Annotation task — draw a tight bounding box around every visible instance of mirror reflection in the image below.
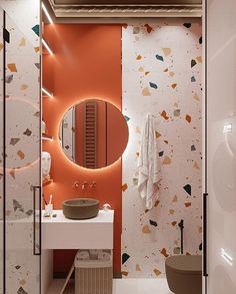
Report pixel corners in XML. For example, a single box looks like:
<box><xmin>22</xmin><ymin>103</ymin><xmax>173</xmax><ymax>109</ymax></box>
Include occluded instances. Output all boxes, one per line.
<box><xmin>59</xmin><ymin>99</ymin><xmax>129</xmax><ymax>169</ymax></box>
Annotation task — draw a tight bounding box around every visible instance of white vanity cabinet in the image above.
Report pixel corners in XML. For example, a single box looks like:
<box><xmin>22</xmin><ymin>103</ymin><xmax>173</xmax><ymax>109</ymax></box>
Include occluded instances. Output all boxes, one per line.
<box><xmin>42</xmin><ymin>210</ymin><xmax>114</xmax><ymax>249</ymax></box>
<box><xmin>41</xmin><ymin>210</ymin><xmax>114</xmax><ymax>294</ymax></box>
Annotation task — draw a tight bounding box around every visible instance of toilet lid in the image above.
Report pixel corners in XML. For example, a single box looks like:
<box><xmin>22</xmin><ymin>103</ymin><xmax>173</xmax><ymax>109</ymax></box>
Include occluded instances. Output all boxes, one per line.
<box><xmin>165</xmin><ymin>255</ymin><xmax>202</xmax><ymax>275</ymax></box>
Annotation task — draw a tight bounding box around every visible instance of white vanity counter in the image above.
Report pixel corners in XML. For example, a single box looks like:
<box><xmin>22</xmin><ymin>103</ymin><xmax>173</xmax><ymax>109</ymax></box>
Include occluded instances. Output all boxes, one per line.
<box><xmin>42</xmin><ymin>209</ymin><xmax>114</xmax><ymax>249</ymax></box>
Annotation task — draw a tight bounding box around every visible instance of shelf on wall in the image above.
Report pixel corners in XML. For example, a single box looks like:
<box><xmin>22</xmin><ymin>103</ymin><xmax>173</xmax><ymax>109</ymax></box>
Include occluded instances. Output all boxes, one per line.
<box><xmin>43</xmin><ymin>177</ymin><xmax>53</xmax><ymax>186</ymax></box>
<box><xmin>42</xmin><ymin>87</ymin><xmax>53</xmax><ymax>98</ymax></box>
<box><xmin>42</xmin><ymin>47</ymin><xmax>50</xmax><ymax>56</ymax></box>
<box><xmin>42</xmin><ymin>134</ymin><xmax>53</xmax><ymax>141</ymax></box>
<box><xmin>42</xmin><ymin>38</ymin><xmax>53</xmax><ymax>55</ymax></box>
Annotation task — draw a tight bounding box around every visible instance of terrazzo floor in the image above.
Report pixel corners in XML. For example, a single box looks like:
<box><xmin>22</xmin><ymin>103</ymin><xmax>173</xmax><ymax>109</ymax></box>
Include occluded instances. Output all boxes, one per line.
<box><xmin>47</xmin><ymin>278</ymin><xmax>173</xmax><ymax>294</ymax></box>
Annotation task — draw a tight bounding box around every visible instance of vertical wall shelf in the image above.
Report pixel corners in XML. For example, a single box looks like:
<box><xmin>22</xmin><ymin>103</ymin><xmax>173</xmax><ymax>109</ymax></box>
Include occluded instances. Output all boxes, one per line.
<box><xmin>42</xmin><ymin>134</ymin><xmax>53</xmax><ymax>141</ymax></box>
<box><xmin>42</xmin><ymin>87</ymin><xmax>53</xmax><ymax>98</ymax></box>
<box><xmin>43</xmin><ymin>177</ymin><xmax>53</xmax><ymax>186</ymax></box>
<box><xmin>42</xmin><ymin>38</ymin><xmax>53</xmax><ymax>56</ymax></box>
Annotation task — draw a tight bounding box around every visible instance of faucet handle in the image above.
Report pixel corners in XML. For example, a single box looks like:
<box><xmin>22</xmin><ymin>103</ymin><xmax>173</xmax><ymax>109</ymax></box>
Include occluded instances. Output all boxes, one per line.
<box><xmin>82</xmin><ymin>181</ymin><xmax>88</xmax><ymax>190</ymax></box>
<box><xmin>90</xmin><ymin>181</ymin><xmax>96</xmax><ymax>188</ymax></box>
<box><xmin>73</xmin><ymin>181</ymin><xmax>80</xmax><ymax>189</ymax></box>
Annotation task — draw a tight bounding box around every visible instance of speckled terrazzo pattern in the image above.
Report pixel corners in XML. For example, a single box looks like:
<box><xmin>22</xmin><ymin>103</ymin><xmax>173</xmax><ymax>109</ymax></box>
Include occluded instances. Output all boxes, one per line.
<box><xmin>122</xmin><ymin>21</ymin><xmax>202</xmax><ymax>278</ymax></box>
<box><xmin>0</xmin><ymin>1</ymin><xmax>40</xmax><ymax>293</ymax></box>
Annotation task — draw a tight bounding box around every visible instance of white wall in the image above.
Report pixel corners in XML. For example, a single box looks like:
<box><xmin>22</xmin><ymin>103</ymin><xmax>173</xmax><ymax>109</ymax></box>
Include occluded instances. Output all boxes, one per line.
<box><xmin>122</xmin><ymin>20</ymin><xmax>202</xmax><ymax>278</ymax></box>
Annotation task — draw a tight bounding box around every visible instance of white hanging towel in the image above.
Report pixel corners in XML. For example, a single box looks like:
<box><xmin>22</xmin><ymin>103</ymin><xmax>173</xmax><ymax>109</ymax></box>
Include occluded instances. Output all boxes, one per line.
<box><xmin>138</xmin><ymin>114</ymin><xmax>160</xmax><ymax>209</ymax></box>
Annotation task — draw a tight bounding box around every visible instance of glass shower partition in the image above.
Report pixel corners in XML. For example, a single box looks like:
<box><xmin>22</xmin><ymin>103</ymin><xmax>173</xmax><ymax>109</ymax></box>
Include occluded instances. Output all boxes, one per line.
<box><xmin>0</xmin><ymin>7</ymin><xmax>4</xmax><ymax>294</ymax></box>
<box><xmin>206</xmin><ymin>0</ymin><xmax>236</xmax><ymax>293</ymax></box>
<box><xmin>0</xmin><ymin>9</ymin><xmax>41</xmax><ymax>294</ymax></box>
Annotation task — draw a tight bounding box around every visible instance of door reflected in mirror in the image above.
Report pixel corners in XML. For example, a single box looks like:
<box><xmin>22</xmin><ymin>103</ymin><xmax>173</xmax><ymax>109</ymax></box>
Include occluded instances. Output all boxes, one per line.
<box><xmin>59</xmin><ymin>99</ymin><xmax>129</xmax><ymax>169</ymax></box>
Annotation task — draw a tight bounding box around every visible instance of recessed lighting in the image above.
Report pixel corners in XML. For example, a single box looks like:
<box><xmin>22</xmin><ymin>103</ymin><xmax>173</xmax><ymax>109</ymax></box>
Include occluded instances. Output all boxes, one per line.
<box><xmin>42</xmin><ymin>87</ymin><xmax>53</xmax><ymax>98</ymax></box>
<box><xmin>42</xmin><ymin>2</ymin><xmax>53</xmax><ymax>24</ymax></box>
<box><xmin>42</xmin><ymin>38</ymin><xmax>53</xmax><ymax>55</ymax></box>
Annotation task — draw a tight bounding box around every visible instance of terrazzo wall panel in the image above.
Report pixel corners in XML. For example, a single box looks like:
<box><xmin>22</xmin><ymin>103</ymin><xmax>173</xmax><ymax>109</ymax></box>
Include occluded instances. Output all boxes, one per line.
<box><xmin>0</xmin><ymin>0</ymin><xmax>40</xmax><ymax>48</ymax></box>
<box><xmin>122</xmin><ymin>20</ymin><xmax>202</xmax><ymax>278</ymax></box>
<box><xmin>0</xmin><ymin>0</ymin><xmax>40</xmax><ymax>293</ymax></box>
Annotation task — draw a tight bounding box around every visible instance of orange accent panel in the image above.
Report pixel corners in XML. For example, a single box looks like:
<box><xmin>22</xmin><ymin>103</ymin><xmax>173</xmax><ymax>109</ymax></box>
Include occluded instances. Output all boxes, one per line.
<box><xmin>43</xmin><ymin>24</ymin><xmax>122</xmax><ymax>274</ymax></box>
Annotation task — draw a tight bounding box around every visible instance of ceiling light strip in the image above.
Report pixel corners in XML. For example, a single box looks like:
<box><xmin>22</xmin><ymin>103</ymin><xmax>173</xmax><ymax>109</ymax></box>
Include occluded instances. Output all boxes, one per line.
<box><xmin>42</xmin><ymin>2</ymin><xmax>54</xmax><ymax>24</ymax></box>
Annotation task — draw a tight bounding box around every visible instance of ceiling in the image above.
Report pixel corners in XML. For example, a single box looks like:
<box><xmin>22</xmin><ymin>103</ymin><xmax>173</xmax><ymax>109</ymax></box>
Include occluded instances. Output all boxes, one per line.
<box><xmin>54</xmin><ymin>0</ymin><xmax>202</xmax><ymax>4</ymax></box>
<box><xmin>45</xmin><ymin>0</ymin><xmax>202</xmax><ymax>21</ymax></box>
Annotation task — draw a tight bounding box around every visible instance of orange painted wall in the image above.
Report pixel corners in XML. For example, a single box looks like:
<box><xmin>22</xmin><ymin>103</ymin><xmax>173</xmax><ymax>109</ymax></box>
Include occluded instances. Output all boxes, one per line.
<box><xmin>42</xmin><ymin>24</ymin><xmax>122</xmax><ymax>275</ymax></box>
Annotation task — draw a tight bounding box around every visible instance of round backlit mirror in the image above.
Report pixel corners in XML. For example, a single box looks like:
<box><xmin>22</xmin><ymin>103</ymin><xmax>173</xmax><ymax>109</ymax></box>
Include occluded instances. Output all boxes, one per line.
<box><xmin>59</xmin><ymin>99</ymin><xmax>129</xmax><ymax>169</ymax></box>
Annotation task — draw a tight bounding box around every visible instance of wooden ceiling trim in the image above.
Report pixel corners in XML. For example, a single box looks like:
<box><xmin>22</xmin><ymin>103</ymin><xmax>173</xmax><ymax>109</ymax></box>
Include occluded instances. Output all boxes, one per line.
<box><xmin>46</xmin><ymin>0</ymin><xmax>202</xmax><ymax>18</ymax></box>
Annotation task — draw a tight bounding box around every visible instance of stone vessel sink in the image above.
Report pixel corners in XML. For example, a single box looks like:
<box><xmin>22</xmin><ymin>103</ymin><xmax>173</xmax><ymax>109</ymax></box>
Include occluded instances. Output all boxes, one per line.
<box><xmin>62</xmin><ymin>198</ymin><xmax>100</xmax><ymax>220</ymax></box>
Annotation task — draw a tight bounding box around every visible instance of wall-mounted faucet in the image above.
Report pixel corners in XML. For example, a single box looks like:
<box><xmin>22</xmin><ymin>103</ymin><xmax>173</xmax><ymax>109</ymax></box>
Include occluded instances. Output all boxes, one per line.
<box><xmin>73</xmin><ymin>181</ymin><xmax>96</xmax><ymax>190</ymax></box>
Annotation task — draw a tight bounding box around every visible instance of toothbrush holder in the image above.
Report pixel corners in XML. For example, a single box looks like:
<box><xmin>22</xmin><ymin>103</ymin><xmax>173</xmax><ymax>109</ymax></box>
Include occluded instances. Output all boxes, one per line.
<box><xmin>45</xmin><ymin>204</ymin><xmax>53</xmax><ymax>216</ymax></box>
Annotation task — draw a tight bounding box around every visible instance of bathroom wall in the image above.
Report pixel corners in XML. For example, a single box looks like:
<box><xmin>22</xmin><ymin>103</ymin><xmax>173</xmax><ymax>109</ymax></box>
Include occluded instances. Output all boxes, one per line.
<box><xmin>42</xmin><ymin>24</ymin><xmax>122</xmax><ymax>275</ymax></box>
<box><xmin>43</xmin><ymin>20</ymin><xmax>202</xmax><ymax>278</ymax></box>
<box><xmin>122</xmin><ymin>20</ymin><xmax>202</xmax><ymax>278</ymax></box>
